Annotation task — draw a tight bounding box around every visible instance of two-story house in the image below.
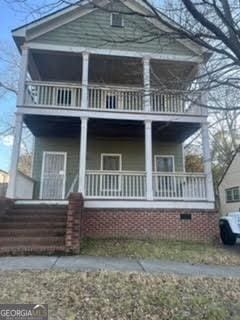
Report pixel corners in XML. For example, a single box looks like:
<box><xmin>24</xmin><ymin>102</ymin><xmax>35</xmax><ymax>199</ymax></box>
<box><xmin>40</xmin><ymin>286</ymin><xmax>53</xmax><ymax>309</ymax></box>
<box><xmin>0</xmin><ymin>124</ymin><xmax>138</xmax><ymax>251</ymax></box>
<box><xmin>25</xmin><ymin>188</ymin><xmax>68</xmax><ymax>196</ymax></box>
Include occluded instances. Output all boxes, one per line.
<box><xmin>3</xmin><ymin>0</ymin><xmax>218</xmax><ymax>252</ymax></box>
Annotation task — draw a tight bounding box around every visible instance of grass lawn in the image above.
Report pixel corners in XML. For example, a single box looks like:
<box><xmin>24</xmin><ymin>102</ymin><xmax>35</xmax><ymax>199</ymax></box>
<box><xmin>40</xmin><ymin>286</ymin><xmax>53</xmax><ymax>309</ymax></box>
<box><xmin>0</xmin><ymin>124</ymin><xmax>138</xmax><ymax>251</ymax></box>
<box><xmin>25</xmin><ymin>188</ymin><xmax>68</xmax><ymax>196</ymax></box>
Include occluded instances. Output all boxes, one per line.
<box><xmin>81</xmin><ymin>239</ymin><xmax>240</xmax><ymax>266</ymax></box>
<box><xmin>1</xmin><ymin>271</ymin><xmax>240</xmax><ymax>320</ymax></box>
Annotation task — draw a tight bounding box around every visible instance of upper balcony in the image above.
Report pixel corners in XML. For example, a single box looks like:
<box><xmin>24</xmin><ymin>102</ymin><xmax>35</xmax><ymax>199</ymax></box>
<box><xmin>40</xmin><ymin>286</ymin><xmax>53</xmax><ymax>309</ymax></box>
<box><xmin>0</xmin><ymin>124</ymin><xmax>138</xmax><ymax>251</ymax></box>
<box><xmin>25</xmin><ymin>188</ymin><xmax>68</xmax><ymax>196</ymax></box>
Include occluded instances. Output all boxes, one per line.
<box><xmin>20</xmin><ymin>49</ymin><xmax>207</xmax><ymax>119</ymax></box>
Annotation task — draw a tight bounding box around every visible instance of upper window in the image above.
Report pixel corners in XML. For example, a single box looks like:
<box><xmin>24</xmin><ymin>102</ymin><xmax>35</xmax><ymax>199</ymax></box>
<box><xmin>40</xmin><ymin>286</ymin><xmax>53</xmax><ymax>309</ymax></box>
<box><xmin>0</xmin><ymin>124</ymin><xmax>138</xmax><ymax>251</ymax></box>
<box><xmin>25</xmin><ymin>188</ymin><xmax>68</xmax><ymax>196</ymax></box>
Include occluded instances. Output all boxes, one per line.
<box><xmin>155</xmin><ymin>155</ymin><xmax>175</xmax><ymax>172</ymax></box>
<box><xmin>226</xmin><ymin>187</ymin><xmax>240</xmax><ymax>203</ymax></box>
<box><xmin>111</xmin><ymin>13</ymin><xmax>124</xmax><ymax>27</ymax></box>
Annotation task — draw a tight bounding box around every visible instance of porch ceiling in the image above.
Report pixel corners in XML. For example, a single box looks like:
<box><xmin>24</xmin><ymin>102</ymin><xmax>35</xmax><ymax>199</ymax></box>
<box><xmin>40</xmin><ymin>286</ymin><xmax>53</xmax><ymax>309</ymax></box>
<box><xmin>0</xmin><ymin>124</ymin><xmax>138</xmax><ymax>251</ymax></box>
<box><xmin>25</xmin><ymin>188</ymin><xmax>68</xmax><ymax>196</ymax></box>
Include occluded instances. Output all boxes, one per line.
<box><xmin>30</xmin><ymin>50</ymin><xmax>196</xmax><ymax>88</ymax></box>
<box><xmin>24</xmin><ymin>115</ymin><xmax>200</xmax><ymax>143</ymax></box>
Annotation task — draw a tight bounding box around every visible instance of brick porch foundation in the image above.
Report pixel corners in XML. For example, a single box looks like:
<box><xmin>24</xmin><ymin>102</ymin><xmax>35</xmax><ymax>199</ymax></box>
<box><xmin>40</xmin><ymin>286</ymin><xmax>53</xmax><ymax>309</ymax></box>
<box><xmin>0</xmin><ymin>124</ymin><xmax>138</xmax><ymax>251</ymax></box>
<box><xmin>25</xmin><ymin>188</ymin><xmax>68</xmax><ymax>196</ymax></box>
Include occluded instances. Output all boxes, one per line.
<box><xmin>81</xmin><ymin>208</ymin><xmax>219</xmax><ymax>243</ymax></box>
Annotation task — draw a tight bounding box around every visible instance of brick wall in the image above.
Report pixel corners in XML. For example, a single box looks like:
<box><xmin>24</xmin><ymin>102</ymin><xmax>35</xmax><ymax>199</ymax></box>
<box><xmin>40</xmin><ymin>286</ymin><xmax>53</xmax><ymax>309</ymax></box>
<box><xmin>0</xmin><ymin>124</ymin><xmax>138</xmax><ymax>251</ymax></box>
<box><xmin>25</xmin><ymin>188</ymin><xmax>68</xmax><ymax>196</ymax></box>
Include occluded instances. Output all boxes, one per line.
<box><xmin>0</xmin><ymin>197</ymin><xmax>14</xmax><ymax>217</ymax></box>
<box><xmin>81</xmin><ymin>208</ymin><xmax>219</xmax><ymax>243</ymax></box>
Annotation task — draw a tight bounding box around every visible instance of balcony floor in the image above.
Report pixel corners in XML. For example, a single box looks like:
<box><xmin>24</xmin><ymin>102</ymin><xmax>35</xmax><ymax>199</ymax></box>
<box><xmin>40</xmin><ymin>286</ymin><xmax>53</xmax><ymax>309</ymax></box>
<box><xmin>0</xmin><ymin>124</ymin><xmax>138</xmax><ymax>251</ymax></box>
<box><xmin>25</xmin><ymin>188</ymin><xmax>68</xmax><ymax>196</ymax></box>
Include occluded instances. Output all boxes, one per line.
<box><xmin>24</xmin><ymin>115</ymin><xmax>200</xmax><ymax>143</ymax></box>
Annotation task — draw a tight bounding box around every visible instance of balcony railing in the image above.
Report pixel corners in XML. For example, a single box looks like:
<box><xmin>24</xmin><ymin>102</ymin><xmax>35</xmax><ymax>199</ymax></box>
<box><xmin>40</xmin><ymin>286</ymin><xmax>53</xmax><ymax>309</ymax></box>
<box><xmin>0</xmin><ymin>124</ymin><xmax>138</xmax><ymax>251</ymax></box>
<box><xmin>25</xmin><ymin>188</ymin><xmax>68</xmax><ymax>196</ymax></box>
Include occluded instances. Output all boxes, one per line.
<box><xmin>84</xmin><ymin>170</ymin><xmax>207</xmax><ymax>200</ymax></box>
<box><xmin>24</xmin><ymin>81</ymin><xmax>205</xmax><ymax>116</ymax></box>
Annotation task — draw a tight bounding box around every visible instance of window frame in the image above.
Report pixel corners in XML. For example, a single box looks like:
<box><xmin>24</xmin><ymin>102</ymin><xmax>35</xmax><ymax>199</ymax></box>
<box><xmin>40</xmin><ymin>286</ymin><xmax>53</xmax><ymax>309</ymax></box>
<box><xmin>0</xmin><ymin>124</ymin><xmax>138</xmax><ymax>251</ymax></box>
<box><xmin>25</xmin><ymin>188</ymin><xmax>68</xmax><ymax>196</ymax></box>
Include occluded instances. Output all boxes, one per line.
<box><xmin>100</xmin><ymin>153</ymin><xmax>122</xmax><ymax>171</ymax></box>
<box><xmin>154</xmin><ymin>155</ymin><xmax>175</xmax><ymax>173</ymax></box>
<box><xmin>110</xmin><ymin>13</ymin><xmax>124</xmax><ymax>27</ymax></box>
<box><xmin>225</xmin><ymin>186</ymin><xmax>240</xmax><ymax>203</ymax></box>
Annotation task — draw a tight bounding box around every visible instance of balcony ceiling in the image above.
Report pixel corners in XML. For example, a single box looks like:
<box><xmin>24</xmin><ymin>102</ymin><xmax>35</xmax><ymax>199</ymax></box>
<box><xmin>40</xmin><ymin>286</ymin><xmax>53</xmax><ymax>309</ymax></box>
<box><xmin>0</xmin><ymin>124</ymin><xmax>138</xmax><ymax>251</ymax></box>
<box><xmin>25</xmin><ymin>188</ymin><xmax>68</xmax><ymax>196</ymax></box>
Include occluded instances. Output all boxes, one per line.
<box><xmin>24</xmin><ymin>115</ymin><xmax>200</xmax><ymax>143</ymax></box>
<box><xmin>30</xmin><ymin>50</ymin><xmax>196</xmax><ymax>88</ymax></box>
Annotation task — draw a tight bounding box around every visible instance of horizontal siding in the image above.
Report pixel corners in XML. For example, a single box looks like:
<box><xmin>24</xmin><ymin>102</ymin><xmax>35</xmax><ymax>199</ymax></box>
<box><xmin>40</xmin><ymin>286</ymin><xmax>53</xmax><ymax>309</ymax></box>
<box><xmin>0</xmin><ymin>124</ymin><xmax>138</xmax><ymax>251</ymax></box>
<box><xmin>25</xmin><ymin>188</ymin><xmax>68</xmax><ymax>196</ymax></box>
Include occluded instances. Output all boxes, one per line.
<box><xmin>33</xmin><ymin>1</ymin><xmax>195</xmax><ymax>56</ymax></box>
<box><xmin>33</xmin><ymin>136</ymin><xmax>183</xmax><ymax>199</ymax></box>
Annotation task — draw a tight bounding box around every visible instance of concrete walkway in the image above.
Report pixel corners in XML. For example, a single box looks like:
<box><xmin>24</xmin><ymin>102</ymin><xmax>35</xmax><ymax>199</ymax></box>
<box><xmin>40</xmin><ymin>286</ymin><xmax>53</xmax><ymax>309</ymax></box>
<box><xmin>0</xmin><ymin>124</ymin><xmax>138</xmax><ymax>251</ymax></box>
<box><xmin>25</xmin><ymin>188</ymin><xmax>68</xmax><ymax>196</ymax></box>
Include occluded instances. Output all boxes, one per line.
<box><xmin>0</xmin><ymin>256</ymin><xmax>240</xmax><ymax>278</ymax></box>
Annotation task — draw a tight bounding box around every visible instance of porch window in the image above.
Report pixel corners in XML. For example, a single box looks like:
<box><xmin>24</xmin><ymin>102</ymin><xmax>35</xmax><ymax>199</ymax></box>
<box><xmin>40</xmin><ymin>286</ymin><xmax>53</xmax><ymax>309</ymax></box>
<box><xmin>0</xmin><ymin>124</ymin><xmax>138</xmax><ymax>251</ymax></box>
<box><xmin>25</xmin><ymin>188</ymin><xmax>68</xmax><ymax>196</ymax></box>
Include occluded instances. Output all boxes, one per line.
<box><xmin>111</xmin><ymin>13</ymin><xmax>124</xmax><ymax>27</ymax></box>
<box><xmin>101</xmin><ymin>154</ymin><xmax>122</xmax><ymax>171</ymax></box>
<box><xmin>226</xmin><ymin>187</ymin><xmax>240</xmax><ymax>203</ymax></box>
<box><xmin>154</xmin><ymin>155</ymin><xmax>175</xmax><ymax>172</ymax></box>
<box><xmin>154</xmin><ymin>155</ymin><xmax>176</xmax><ymax>198</ymax></box>
<box><xmin>101</xmin><ymin>154</ymin><xmax>122</xmax><ymax>195</ymax></box>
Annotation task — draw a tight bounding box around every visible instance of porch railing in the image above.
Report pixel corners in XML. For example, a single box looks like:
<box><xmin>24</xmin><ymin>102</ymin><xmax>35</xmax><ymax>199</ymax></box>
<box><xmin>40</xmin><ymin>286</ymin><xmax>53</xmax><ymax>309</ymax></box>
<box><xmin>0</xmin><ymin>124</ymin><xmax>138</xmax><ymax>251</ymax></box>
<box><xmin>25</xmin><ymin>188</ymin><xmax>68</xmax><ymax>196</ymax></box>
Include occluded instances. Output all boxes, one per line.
<box><xmin>153</xmin><ymin>172</ymin><xmax>207</xmax><ymax>200</ymax></box>
<box><xmin>23</xmin><ymin>81</ymin><xmax>205</xmax><ymax>116</ymax></box>
<box><xmin>85</xmin><ymin>170</ymin><xmax>146</xmax><ymax>199</ymax></box>
<box><xmin>25</xmin><ymin>81</ymin><xmax>82</xmax><ymax>108</ymax></box>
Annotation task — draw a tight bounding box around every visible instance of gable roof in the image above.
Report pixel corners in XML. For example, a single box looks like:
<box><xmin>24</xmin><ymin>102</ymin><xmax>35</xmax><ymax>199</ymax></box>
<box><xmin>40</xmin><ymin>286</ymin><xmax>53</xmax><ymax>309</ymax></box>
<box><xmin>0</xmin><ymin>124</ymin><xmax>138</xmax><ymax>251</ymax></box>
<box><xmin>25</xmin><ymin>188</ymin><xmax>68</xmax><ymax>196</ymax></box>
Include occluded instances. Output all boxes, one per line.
<box><xmin>12</xmin><ymin>0</ymin><xmax>208</xmax><ymax>58</ymax></box>
<box><xmin>218</xmin><ymin>146</ymin><xmax>240</xmax><ymax>187</ymax></box>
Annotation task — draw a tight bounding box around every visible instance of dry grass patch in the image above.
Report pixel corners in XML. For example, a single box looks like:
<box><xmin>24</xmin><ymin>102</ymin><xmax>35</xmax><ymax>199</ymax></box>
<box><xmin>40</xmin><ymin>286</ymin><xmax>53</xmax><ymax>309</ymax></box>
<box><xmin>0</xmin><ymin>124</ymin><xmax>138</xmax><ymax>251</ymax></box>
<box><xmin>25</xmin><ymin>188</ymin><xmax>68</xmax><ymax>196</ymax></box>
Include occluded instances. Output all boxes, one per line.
<box><xmin>81</xmin><ymin>239</ymin><xmax>240</xmax><ymax>266</ymax></box>
<box><xmin>0</xmin><ymin>271</ymin><xmax>240</xmax><ymax>320</ymax></box>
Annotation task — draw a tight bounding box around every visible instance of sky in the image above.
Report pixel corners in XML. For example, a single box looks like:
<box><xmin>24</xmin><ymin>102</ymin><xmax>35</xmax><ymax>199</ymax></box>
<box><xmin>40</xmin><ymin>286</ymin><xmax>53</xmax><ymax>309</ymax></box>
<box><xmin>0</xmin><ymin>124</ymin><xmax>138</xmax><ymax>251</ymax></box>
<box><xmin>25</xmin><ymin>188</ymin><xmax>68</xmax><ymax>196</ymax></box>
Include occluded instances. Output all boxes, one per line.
<box><xmin>0</xmin><ymin>1</ymin><xmax>49</xmax><ymax>171</ymax></box>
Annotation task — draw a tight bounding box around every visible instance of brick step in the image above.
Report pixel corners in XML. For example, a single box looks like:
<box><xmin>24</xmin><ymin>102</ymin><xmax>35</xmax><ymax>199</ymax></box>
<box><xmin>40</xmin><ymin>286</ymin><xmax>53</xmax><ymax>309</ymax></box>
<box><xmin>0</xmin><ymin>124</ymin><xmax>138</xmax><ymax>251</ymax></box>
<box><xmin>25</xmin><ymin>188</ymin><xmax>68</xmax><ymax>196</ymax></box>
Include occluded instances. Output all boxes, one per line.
<box><xmin>0</xmin><ymin>228</ymin><xmax>66</xmax><ymax>237</ymax></box>
<box><xmin>0</xmin><ymin>222</ymin><xmax>66</xmax><ymax>229</ymax></box>
<box><xmin>1</xmin><ymin>215</ymin><xmax>66</xmax><ymax>223</ymax></box>
<box><xmin>0</xmin><ymin>236</ymin><xmax>65</xmax><ymax>246</ymax></box>
<box><xmin>0</xmin><ymin>245</ymin><xmax>66</xmax><ymax>256</ymax></box>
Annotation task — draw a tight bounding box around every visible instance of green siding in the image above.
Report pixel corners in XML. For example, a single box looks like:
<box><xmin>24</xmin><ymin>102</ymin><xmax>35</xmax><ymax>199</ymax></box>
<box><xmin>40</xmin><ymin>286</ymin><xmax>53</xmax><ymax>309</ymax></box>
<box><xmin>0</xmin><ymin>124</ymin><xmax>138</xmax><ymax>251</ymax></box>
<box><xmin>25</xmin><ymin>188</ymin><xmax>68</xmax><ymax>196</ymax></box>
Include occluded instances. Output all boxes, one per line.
<box><xmin>33</xmin><ymin>136</ymin><xmax>183</xmax><ymax>199</ymax></box>
<box><xmin>33</xmin><ymin>1</ymin><xmax>194</xmax><ymax>56</ymax></box>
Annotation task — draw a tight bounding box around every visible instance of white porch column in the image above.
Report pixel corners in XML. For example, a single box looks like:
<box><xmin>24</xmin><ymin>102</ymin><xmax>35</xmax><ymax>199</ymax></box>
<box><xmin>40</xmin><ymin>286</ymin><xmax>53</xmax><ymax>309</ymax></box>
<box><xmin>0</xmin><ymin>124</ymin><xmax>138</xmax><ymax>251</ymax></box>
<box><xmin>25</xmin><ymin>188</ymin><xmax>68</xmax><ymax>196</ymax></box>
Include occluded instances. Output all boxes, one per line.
<box><xmin>201</xmin><ymin>122</ymin><xmax>215</xmax><ymax>202</ymax></box>
<box><xmin>145</xmin><ymin>120</ymin><xmax>153</xmax><ymax>200</ymax></box>
<box><xmin>78</xmin><ymin>117</ymin><xmax>88</xmax><ymax>195</ymax></box>
<box><xmin>143</xmin><ymin>56</ymin><xmax>151</xmax><ymax>112</ymax></box>
<box><xmin>81</xmin><ymin>52</ymin><xmax>89</xmax><ymax>109</ymax></box>
<box><xmin>6</xmin><ymin>113</ymin><xmax>23</xmax><ymax>198</ymax></box>
<box><xmin>17</xmin><ymin>45</ymin><xmax>29</xmax><ymax>106</ymax></box>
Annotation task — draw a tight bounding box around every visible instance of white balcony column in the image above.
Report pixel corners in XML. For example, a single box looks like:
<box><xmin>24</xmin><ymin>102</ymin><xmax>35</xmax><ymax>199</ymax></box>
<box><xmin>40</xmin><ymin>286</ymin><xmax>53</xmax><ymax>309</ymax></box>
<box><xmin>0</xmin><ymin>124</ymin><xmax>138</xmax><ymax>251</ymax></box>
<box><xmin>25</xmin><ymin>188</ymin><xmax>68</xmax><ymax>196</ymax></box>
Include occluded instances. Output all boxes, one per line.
<box><xmin>81</xmin><ymin>52</ymin><xmax>89</xmax><ymax>109</ymax></box>
<box><xmin>143</xmin><ymin>56</ymin><xmax>151</xmax><ymax>112</ymax></box>
<box><xmin>201</xmin><ymin>122</ymin><xmax>215</xmax><ymax>202</ymax></box>
<box><xmin>17</xmin><ymin>45</ymin><xmax>29</xmax><ymax>106</ymax></box>
<box><xmin>78</xmin><ymin>117</ymin><xmax>88</xmax><ymax>195</ymax></box>
<box><xmin>145</xmin><ymin>120</ymin><xmax>153</xmax><ymax>200</ymax></box>
<box><xmin>198</xmin><ymin>64</ymin><xmax>208</xmax><ymax>116</ymax></box>
<box><xmin>6</xmin><ymin>113</ymin><xmax>23</xmax><ymax>198</ymax></box>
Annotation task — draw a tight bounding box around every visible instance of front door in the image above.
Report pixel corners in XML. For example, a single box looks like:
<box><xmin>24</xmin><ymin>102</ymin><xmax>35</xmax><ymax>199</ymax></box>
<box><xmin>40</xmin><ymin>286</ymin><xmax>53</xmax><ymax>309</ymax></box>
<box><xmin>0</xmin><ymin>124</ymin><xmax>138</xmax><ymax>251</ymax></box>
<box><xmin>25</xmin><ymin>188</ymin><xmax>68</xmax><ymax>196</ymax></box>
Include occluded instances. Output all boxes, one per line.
<box><xmin>40</xmin><ymin>152</ymin><xmax>67</xmax><ymax>200</ymax></box>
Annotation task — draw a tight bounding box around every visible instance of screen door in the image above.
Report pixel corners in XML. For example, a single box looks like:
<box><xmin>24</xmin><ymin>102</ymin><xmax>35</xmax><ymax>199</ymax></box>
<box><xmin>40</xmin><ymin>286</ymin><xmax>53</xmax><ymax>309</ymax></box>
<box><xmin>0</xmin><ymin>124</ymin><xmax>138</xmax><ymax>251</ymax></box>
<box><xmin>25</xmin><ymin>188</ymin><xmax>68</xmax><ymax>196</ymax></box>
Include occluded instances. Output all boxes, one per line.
<box><xmin>40</xmin><ymin>152</ymin><xmax>67</xmax><ymax>200</ymax></box>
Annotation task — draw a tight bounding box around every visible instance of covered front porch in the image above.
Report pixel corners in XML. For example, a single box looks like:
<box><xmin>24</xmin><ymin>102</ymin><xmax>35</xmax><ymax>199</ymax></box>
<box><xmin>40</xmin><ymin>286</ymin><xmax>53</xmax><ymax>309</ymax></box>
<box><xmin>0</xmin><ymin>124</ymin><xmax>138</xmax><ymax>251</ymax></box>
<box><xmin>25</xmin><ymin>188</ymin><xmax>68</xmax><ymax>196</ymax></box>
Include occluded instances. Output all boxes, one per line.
<box><xmin>7</xmin><ymin>115</ymin><xmax>214</xmax><ymax>208</ymax></box>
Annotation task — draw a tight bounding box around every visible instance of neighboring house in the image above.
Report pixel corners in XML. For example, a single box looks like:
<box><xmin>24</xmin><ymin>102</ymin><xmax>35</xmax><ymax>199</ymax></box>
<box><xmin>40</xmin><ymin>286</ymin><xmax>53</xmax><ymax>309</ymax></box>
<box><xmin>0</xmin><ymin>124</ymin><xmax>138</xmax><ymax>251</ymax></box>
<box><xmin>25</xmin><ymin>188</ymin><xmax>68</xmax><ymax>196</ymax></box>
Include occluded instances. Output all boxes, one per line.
<box><xmin>218</xmin><ymin>148</ymin><xmax>240</xmax><ymax>215</ymax></box>
<box><xmin>5</xmin><ymin>0</ymin><xmax>217</xmax><ymax>243</ymax></box>
<box><xmin>0</xmin><ymin>170</ymin><xmax>9</xmax><ymax>197</ymax></box>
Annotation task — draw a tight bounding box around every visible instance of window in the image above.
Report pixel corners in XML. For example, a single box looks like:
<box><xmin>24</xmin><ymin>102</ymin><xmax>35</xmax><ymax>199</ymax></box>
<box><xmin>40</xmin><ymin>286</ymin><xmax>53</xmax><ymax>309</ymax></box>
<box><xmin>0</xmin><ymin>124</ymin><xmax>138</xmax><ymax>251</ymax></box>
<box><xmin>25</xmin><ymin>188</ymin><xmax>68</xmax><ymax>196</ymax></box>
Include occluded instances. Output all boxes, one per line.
<box><xmin>226</xmin><ymin>187</ymin><xmax>240</xmax><ymax>203</ymax></box>
<box><xmin>101</xmin><ymin>154</ymin><xmax>122</xmax><ymax>171</ymax></box>
<box><xmin>154</xmin><ymin>155</ymin><xmax>175</xmax><ymax>172</ymax></box>
<box><xmin>111</xmin><ymin>13</ymin><xmax>124</xmax><ymax>27</ymax></box>
<box><xmin>101</xmin><ymin>154</ymin><xmax>122</xmax><ymax>194</ymax></box>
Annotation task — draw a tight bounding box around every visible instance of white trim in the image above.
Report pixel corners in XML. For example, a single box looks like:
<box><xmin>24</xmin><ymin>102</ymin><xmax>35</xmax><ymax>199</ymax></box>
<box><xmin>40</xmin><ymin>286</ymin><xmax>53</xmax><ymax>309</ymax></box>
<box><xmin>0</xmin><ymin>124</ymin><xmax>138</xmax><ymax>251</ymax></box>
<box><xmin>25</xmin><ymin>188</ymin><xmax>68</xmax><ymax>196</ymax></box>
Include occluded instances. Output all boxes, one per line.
<box><xmin>100</xmin><ymin>153</ymin><xmax>122</xmax><ymax>171</ymax></box>
<box><xmin>15</xmin><ymin>200</ymin><xmax>68</xmax><ymax>205</ymax></box>
<box><xmin>154</xmin><ymin>155</ymin><xmax>175</xmax><ymax>172</ymax></box>
<box><xmin>14</xmin><ymin>199</ymin><xmax>215</xmax><ymax>210</ymax></box>
<box><xmin>18</xmin><ymin>106</ymin><xmax>207</xmax><ymax>123</ymax></box>
<box><xmin>84</xmin><ymin>200</ymin><xmax>215</xmax><ymax>209</ymax></box>
<box><xmin>40</xmin><ymin>151</ymin><xmax>67</xmax><ymax>200</ymax></box>
<box><xmin>27</xmin><ymin>42</ymin><xmax>203</xmax><ymax>63</ymax></box>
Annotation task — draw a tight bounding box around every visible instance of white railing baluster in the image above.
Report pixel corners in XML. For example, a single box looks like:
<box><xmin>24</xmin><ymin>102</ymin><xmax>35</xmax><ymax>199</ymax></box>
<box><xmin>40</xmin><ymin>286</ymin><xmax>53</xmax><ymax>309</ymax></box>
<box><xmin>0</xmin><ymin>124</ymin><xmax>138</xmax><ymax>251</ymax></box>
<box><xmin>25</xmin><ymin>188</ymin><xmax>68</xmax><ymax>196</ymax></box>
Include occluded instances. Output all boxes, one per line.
<box><xmin>153</xmin><ymin>172</ymin><xmax>207</xmax><ymax>200</ymax></box>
